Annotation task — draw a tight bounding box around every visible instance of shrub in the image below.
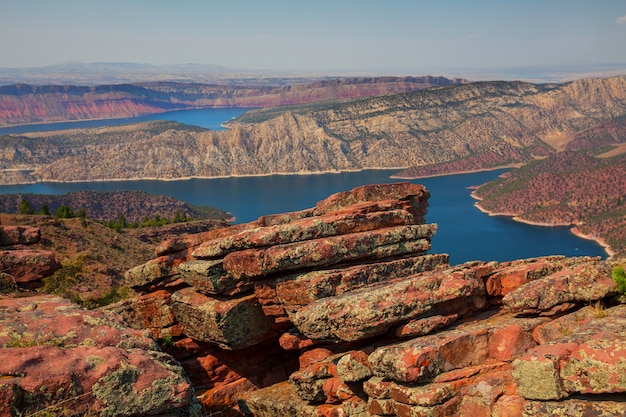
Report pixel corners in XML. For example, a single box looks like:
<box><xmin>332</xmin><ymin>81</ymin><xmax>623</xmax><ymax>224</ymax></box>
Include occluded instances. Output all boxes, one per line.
<box><xmin>612</xmin><ymin>265</ymin><xmax>626</xmax><ymax>294</ymax></box>
<box><xmin>18</xmin><ymin>199</ymin><xmax>34</xmax><ymax>214</ymax></box>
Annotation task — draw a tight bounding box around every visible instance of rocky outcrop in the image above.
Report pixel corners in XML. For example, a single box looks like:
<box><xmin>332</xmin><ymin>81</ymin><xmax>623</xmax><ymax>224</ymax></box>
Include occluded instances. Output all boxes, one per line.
<box><xmin>116</xmin><ymin>182</ymin><xmax>626</xmax><ymax>416</ymax></box>
<box><xmin>0</xmin><ymin>224</ymin><xmax>60</xmax><ymax>290</ymax></box>
<box><xmin>0</xmin><ymin>295</ymin><xmax>199</xmax><ymax>417</ymax></box>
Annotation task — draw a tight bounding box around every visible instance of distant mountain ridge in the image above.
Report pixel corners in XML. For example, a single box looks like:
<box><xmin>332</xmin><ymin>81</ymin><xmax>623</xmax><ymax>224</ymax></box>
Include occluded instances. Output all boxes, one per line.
<box><xmin>0</xmin><ymin>76</ymin><xmax>466</xmax><ymax>125</ymax></box>
<box><xmin>1</xmin><ymin>76</ymin><xmax>625</xmax><ymax>185</ymax></box>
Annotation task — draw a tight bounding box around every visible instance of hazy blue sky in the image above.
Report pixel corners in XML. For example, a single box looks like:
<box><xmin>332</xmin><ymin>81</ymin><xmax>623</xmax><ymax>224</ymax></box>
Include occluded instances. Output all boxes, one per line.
<box><xmin>2</xmin><ymin>0</ymin><xmax>625</xmax><ymax>72</ymax></box>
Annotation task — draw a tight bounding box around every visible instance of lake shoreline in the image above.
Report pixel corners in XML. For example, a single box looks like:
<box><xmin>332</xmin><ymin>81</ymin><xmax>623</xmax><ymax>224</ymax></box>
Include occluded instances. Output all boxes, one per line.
<box><xmin>0</xmin><ymin>167</ymin><xmax>412</xmax><ymax>186</ymax></box>
<box><xmin>472</xmin><ymin>196</ymin><xmax>614</xmax><ymax>259</ymax></box>
<box><xmin>389</xmin><ymin>163</ymin><xmax>521</xmax><ymax>180</ymax></box>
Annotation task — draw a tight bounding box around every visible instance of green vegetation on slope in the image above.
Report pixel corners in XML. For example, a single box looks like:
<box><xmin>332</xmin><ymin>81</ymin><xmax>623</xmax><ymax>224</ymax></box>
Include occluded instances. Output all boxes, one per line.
<box><xmin>473</xmin><ymin>151</ymin><xmax>626</xmax><ymax>258</ymax></box>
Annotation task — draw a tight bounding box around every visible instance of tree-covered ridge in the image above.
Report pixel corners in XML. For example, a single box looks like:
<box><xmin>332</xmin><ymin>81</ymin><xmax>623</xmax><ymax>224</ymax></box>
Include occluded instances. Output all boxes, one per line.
<box><xmin>473</xmin><ymin>151</ymin><xmax>626</xmax><ymax>257</ymax></box>
<box><xmin>0</xmin><ymin>190</ymin><xmax>231</xmax><ymax>223</ymax></box>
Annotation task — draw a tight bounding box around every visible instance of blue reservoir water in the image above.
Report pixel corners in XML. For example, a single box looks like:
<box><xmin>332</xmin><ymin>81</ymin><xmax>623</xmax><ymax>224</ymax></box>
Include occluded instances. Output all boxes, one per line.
<box><xmin>0</xmin><ymin>107</ymin><xmax>249</xmax><ymax>134</ymax></box>
<box><xmin>0</xmin><ymin>109</ymin><xmax>607</xmax><ymax>264</ymax></box>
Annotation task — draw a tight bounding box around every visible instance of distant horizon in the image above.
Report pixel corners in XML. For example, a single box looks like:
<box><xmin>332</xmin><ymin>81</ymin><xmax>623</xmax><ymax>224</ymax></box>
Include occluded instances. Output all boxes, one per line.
<box><xmin>2</xmin><ymin>1</ymin><xmax>625</xmax><ymax>74</ymax></box>
<box><xmin>1</xmin><ymin>60</ymin><xmax>626</xmax><ymax>86</ymax></box>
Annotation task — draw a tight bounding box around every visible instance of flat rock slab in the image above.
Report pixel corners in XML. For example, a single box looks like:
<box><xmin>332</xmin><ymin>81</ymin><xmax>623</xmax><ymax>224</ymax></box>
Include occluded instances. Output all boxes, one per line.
<box><xmin>369</xmin><ymin>313</ymin><xmax>546</xmax><ymax>383</ymax></box>
<box><xmin>175</xmin><ymin>259</ymin><xmax>252</xmax><ymax>296</ymax></box>
<box><xmin>192</xmin><ymin>204</ymin><xmax>417</xmax><ymax>259</ymax></box>
<box><xmin>485</xmin><ymin>255</ymin><xmax>580</xmax><ymax>298</ymax></box>
<box><xmin>125</xmin><ymin>253</ymin><xmax>187</xmax><ymax>288</ymax></box>
<box><xmin>312</xmin><ymin>182</ymin><xmax>429</xmax><ymax>220</ymax></box>
<box><xmin>223</xmin><ymin>224</ymin><xmax>436</xmax><ymax>280</ymax></box>
<box><xmin>291</xmin><ymin>262</ymin><xmax>489</xmax><ymax>342</ymax></box>
<box><xmin>503</xmin><ymin>258</ymin><xmax>616</xmax><ymax>315</ymax></box>
<box><xmin>274</xmin><ymin>253</ymin><xmax>450</xmax><ymax>313</ymax></box>
<box><xmin>171</xmin><ymin>287</ymin><xmax>276</xmax><ymax>350</ymax></box>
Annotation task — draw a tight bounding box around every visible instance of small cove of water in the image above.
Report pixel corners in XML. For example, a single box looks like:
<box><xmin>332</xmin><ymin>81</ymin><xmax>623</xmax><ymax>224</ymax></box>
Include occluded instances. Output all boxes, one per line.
<box><xmin>0</xmin><ymin>108</ymin><xmax>607</xmax><ymax>265</ymax></box>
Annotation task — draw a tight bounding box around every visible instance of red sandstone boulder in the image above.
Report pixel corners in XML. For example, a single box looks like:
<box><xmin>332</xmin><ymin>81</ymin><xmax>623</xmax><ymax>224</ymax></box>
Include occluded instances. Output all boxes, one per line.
<box><xmin>312</xmin><ymin>182</ymin><xmax>429</xmax><ymax>220</ymax></box>
<box><xmin>369</xmin><ymin>313</ymin><xmax>546</xmax><ymax>383</ymax></box>
<box><xmin>0</xmin><ymin>225</ymin><xmax>40</xmax><ymax>246</ymax></box>
<box><xmin>124</xmin><ymin>252</ymin><xmax>189</xmax><ymax>288</ymax></box>
<box><xmin>512</xmin><ymin>304</ymin><xmax>626</xmax><ymax>401</ymax></box>
<box><xmin>0</xmin><ymin>249</ymin><xmax>60</xmax><ymax>283</ymax></box>
<box><xmin>271</xmin><ymin>253</ymin><xmax>450</xmax><ymax>314</ymax></box>
<box><xmin>0</xmin><ymin>295</ymin><xmax>198</xmax><ymax>417</ymax></box>
<box><xmin>171</xmin><ymin>288</ymin><xmax>278</xmax><ymax>350</ymax></box>
<box><xmin>131</xmin><ymin>290</ymin><xmax>184</xmax><ymax>339</ymax></box>
<box><xmin>484</xmin><ymin>255</ymin><xmax>578</xmax><ymax>300</ymax></box>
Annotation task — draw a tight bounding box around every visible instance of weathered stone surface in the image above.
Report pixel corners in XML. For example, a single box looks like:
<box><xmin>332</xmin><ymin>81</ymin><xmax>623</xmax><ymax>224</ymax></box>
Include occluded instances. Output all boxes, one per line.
<box><xmin>0</xmin><ymin>225</ymin><xmax>40</xmax><ymax>246</ymax></box>
<box><xmin>176</xmin><ymin>259</ymin><xmax>253</xmax><ymax>295</ymax></box>
<box><xmin>289</xmin><ymin>356</ymin><xmax>338</xmax><ymax>403</ymax></box>
<box><xmin>513</xmin><ymin>308</ymin><xmax>626</xmax><ymax>398</ymax></box>
<box><xmin>369</xmin><ymin>314</ymin><xmax>546</xmax><ymax>383</ymax></box>
<box><xmin>131</xmin><ymin>290</ymin><xmax>184</xmax><ymax>339</ymax></box>
<box><xmin>503</xmin><ymin>258</ymin><xmax>616</xmax><ymax>315</ymax></box>
<box><xmin>561</xmin><ymin>336</ymin><xmax>626</xmax><ymax>395</ymax></box>
<box><xmin>484</xmin><ymin>255</ymin><xmax>575</xmax><ymax>299</ymax></box>
<box><xmin>336</xmin><ymin>350</ymin><xmax>373</xmax><ymax>383</ymax></box>
<box><xmin>274</xmin><ymin>253</ymin><xmax>450</xmax><ymax>314</ymax></box>
<box><xmin>369</xmin><ymin>326</ymin><xmax>491</xmax><ymax>384</ymax></box>
<box><xmin>171</xmin><ymin>288</ymin><xmax>276</xmax><ymax>350</ymax></box>
<box><xmin>511</xmin><ymin>343</ymin><xmax>576</xmax><ymax>400</ymax></box>
<box><xmin>0</xmin><ymin>249</ymin><xmax>59</xmax><ymax>283</ymax></box>
<box><xmin>242</xmin><ymin>381</ymin><xmax>317</xmax><ymax>417</ymax></box>
<box><xmin>523</xmin><ymin>398</ymin><xmax>626</xmax><ymax>416</ymax></box>
<box><xmin>155</xmin><ymin>221</ymin><xmax>258</xmax><ymax>256</ymax></box>
<box><xmin>312</xmin><ymin>183</ymin><xmax>429</xmax><ymax>221</ymax></box>
<box><xmin>193</xmin><ymin>205</ymin><xmax>417</xmax><ymax>259</ymax></box>
<box><xmin>291</xmin><ymin>262</ymin><xmax>488</xmax><ymax>342</ymax></box>
<box><xmin>223</xmin><ymin>224</ymin><xmax>435</xmax><ymax>280</ymax></box>
<box><xmin>0</xmin><ymin>295</ymin><xmax>199</xmax><ymax>417</ymax></box>
<box><xmin>394</xmin><ymin>313</ymin><xmax>459</xmax><ymax>338</ymax></box>
<box><xmin>125</xmin><ymin>252</ymin><xmax>187</xmax><ymax>288</ymax></box>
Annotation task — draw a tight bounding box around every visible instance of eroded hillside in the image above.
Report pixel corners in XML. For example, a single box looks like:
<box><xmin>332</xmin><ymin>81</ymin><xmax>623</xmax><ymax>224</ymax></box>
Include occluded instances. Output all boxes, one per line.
<box><xmin>0</xmin><ymin>76</ymin><xmax>464</xmax><ymax>125</ymax></box>
<box><xmin>1</xmin><ymin>76</ymin><xmax>625</xmax><ymax>184</ymax></box>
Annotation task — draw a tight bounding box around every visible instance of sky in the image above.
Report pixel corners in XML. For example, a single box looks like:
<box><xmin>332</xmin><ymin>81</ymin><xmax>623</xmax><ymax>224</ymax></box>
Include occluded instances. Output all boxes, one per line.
<box><xmin>1</xmin><ymin>0</ymin><xmax>626</xmax><ymax>73</ymax></box>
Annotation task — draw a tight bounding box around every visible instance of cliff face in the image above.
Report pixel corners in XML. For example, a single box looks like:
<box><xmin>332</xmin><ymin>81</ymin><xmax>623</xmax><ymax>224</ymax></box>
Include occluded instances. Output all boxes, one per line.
<box><xmin>0</xmin><ymin>76</ymin><xmax>465</xmax><ymax>125</ymax></box>
<box><xmin>2</xmin><ymin>76</ymin><xmax>625</xmax><ymax>185</ymax></box>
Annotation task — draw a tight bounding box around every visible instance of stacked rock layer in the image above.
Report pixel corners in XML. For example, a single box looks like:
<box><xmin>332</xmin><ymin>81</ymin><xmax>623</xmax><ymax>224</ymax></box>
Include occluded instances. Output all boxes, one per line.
<box><xmin>122</xmin><ymin>182</ymin><xmax>625</xmax><ymax>416</ymax></box>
